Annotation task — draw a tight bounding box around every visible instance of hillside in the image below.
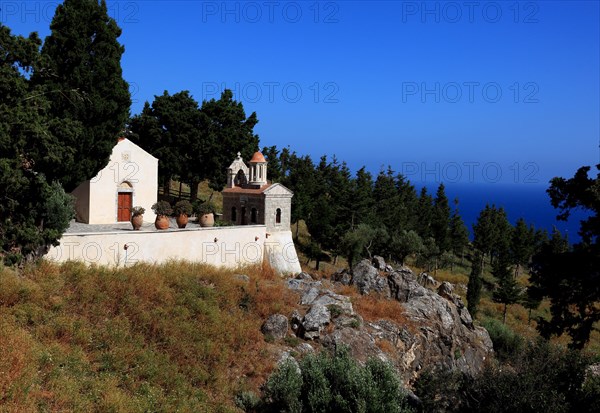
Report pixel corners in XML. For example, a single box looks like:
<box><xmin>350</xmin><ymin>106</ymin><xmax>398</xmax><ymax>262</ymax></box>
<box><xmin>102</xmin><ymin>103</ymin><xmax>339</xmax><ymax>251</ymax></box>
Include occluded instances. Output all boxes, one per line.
<box><xmin>2</xmin><ymin>259</ymin><xmax>598</xmax><ymax>412</ymax></box>
<box><xmin>0</xmin><ymin>261</ymin><xmax>297</xmax><ymax>412</ymax></box>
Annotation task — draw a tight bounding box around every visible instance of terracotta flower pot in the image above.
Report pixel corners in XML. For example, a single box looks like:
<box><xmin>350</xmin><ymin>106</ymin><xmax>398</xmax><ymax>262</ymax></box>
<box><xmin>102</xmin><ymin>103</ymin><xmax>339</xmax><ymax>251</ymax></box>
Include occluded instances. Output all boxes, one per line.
<box><xmin>176</xmin><ymin>214</ymin><xmax>189</xmax><ymax>228</ymax></box>
<box><xmin>199</xmin><ymin>213</ymin><xmax>214</xmax><ymax>227</ymax></box>
<box><xmin>155</xmin><ymin>215</ymin><xmax>170</xmax><ymax>230</ymax></box>
<box><xmin>131</xmin><ymin>214</ymin><xmax>143</xmax><ymax>230</ymax></box>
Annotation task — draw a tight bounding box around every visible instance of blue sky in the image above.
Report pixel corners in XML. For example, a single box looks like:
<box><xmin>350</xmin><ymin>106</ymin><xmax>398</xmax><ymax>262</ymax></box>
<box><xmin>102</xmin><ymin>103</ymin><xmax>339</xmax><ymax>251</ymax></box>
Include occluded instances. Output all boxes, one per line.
<box><xmin>3</xmin><ymin>0</ymin><xmax>599</xmax><ymax>185</ymax></box>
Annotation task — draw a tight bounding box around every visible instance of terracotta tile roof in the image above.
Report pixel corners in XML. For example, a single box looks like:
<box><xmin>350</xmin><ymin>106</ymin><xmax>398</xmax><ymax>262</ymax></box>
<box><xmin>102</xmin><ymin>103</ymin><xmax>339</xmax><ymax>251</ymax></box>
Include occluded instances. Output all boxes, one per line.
<box><xmin>222</xmin><ymin>183</ymin><xmax>272</xmax><ymax>194</ymax></box>
<box><xmin>249</xmin><ymin>151</ymin><xmax>266</xmax><ymax>163</ymax></box>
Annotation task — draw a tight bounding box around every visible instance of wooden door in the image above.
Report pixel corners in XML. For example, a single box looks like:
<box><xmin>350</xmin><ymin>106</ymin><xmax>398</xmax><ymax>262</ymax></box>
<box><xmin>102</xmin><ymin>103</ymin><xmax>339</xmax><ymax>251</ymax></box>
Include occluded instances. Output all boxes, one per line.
<box><xmin>117</xmin><ymin>192</ymin><xmax>132</xmax><ymax>222</ymax></box>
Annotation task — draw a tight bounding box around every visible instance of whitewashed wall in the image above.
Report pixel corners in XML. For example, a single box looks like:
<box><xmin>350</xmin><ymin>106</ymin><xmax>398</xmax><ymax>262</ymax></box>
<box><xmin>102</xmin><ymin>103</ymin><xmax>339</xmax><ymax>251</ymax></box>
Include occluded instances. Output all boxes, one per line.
<box><xmin>46</xmin><ymin>226</ymin><xmax>301</xmax><ymax>275</ymax></box>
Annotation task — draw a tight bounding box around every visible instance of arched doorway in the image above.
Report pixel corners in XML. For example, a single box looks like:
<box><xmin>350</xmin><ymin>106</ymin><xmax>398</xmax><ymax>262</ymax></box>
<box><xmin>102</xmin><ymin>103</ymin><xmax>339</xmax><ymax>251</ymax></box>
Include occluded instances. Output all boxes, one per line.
<box><xmin>251</xmin><ymin>208</ymin><xmax>258</xmax><ymax>224</ymax></box>
<box><xmin>241</xmin><ymin>206</ymin><xmax>247</xmax><ymax>225</ymax></box>
<box><xmin>117</xmin><ymin>181</ymin><xmax>133</xmax><ymax>222</ymax></box>
<box><xmin>276</xmin><ymin>208</ymin><xmax>281</xmax><ymax>224</ymax></box>
<box><xmin>231</xmin><ymin>206</ymin><xmax>237</xmax><ymax>223</ymax></box>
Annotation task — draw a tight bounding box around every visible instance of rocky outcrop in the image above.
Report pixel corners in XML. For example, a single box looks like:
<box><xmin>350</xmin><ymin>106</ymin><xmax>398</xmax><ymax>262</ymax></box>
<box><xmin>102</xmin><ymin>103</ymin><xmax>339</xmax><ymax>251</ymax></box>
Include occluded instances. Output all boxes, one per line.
<box><xmin>277</xmin><ymin>259</ymin><xmax>493</xmax><ymax>385</ymax></box>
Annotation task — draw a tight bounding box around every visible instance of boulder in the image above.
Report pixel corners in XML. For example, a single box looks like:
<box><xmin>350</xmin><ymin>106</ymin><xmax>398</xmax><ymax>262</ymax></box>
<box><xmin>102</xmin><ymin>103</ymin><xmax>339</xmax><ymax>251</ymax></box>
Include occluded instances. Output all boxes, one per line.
<box><xmin>351</xmin><ymin>259</ymin><xmax>379</xmax><ymax>294</ymax></box>
<box><xmin>387</xmin><ymin>270</ymin><xmax>427</xmax><ymax>302</ymax></box>
<box><xmin>351</xmin><ymin>264</ymin><xmax>393</xmax><ymax>297</ymax></box>
<box><xmin>322</xmin><ymin>327</ymin><xmax>388</xmax><ymax>363</ymax></box>
<box><xmin>261</xmin><ymin>314</ymin><xmax>288</xmax><ymax>339</ymax></box>
<box><xmin>295</xmin><ymin>272</ymin><xmax>313</xmax><ymax>281</ymax></box>
<box><xmin>311</xmin><ymin>290</ymin><xmax>354</xmax><ymax>315</ymax></box>
<box><xmin>331</xmin><ymin>268</ymin><xmax>352</xmax><ymax>285</ymax></box>
<box><xmin>286</xmin><ymin>278</ymin><xmax>322</xmax><ymax>292</ymax></box>
<box><xmin>372</xmin><ymin>255</ymin><xmax>386</xmax><ymax>270</ymax></box>
<box><xmin>302</xmin><ymin>304</ymin><xmax>331</xmax><ymax>340</ymax></box>
<box><xmin>301</xmin><ymin>286</ymin><xmax>321</xmax><ymax>305</ymax></box>
<box><xmin>290</xmin><ymin>310</ymin><xmax>303</xmax><ymax>334</ymax></box>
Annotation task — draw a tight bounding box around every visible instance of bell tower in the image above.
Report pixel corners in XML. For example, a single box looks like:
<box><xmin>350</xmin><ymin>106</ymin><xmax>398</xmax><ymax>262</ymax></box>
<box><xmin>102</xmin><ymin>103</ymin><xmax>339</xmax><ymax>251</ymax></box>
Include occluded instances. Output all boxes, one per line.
<box><xmin>248</xmin><ymin>151</ymin><xmax>267</xmax><ymax>187</ymax></box>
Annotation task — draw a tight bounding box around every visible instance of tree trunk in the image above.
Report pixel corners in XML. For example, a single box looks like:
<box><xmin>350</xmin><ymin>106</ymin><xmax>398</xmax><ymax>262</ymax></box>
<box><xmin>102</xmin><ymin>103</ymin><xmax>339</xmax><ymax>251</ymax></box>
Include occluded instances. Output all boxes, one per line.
<box><xmin>189</xmin><ymin>179</ymin><xmax>200</xmax><ymax>202</ymax></box>
<box><xmin>295</xmin><ymin>221</ymin><xmax>300</xmax><ymax>240</ymax></box>
<box><xmin>503</xmin><ymin>304</ymin><xmax>508</xmax><ymax>324</ymax></box>
<box><xmin>315</xmin><ymin>257</ymin><xmax>321</xmax><ymax>271</ymax></box>
<box><xmin>162</xmin><ymin>179</ymin><xmax>171</xmax><ymax>198</ymax></box>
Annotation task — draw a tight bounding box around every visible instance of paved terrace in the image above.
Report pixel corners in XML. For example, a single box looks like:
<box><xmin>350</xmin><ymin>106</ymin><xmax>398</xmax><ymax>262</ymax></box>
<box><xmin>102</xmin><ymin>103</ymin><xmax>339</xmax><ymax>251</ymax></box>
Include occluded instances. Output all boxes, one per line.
<box><xmin>64</xmin><ymin>218</ymin><xmax>204</xmax><ymax>234</ymax></box>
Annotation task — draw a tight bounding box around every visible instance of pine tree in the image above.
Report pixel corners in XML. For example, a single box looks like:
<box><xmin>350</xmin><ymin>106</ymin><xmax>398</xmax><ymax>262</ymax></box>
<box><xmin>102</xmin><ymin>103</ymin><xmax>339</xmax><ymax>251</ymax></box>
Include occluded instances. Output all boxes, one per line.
<box><xmin>130</xmin><ymin>91</ymin><xmax>202</xmax><ymax>196</ymax></box>
<box><xmin>395</xmin><ymin>174</ymin><xmax>419</xmax><ymax>232</ymax></box>
<box><xmin>34</xmin><ymin>0</ymin><xmax>131</xmax><ymax>191</ymax></box>
<box><xmin>416</xmin><ymin>187</ymin><xmax>434</xmax><ymax>240</ymax></box>
<box><xmin>449</xmin><ymin>198</ymin><xmax>470</xmax><ymax>270</ymax></box>
<box><xmin>199</xmin><ymin>89</ymin><xmax>259</xmax><ymax>193</ymax></box>
<box><xmin>373</xmin><ymin>167</ymin><xmax>398</xmax><ymax>230</ymax></box>
<box><xmin>350</xmin><ymin>167</ymin><xmax>375</xmax><ymax>228</ymax></box>
<box><xmin>492</xmin><ymin>253</ymin><xmax>522</xmax><ymax>323</ymax></box>
<box><xmin>510</xmin><ymin>217</ymin><xmax>536</xmax><ymax>277</ymax></box>
<box><xmin>467</xmin><ymin>252</ymin><xmax>483</xmax><ymax>317</ymax></box>
<box><xmin>432</xmin><ymin>183</ymin><xmax>451</xmax><ymax>252</ymax></box>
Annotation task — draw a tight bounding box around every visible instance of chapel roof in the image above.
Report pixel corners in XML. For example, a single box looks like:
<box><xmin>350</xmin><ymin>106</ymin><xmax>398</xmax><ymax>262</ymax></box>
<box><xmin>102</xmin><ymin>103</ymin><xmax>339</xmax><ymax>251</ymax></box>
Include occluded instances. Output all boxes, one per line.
<box><xmin>249</xmin><ymin>151</ymin><xmax>266</xmax><ymax>163</ymax></box>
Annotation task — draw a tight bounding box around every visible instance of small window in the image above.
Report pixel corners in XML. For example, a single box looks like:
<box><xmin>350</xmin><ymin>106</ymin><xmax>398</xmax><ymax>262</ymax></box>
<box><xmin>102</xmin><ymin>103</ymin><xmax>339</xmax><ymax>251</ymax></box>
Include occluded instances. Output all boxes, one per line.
<box><xmin>251</xmin><ymin>208</ymin><xmax>258</xmax><ymax>224</ymax></box>
<box><xmin>231</xmin><ymin>207</ymin><xmax>237</xmax><ymax>223</ymax></box>
<box><xmin>276</xmin><ymin>208</ymin><xmax>281</xmax><ymax>224</ymax></box>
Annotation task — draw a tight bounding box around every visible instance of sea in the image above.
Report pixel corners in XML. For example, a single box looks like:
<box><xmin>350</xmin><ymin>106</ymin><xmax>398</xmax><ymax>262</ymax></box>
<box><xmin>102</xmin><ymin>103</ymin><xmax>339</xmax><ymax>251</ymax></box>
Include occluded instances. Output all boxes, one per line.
<box><xmin>422</xmin><ymin>182</ymin><xmax>588</xmax><ymax>245</ymax></box>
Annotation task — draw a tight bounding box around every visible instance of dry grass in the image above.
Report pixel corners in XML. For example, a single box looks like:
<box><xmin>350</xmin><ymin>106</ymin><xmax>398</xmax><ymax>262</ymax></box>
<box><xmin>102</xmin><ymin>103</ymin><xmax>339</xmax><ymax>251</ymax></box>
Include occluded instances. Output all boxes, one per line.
<box><xmin>0</xmin><ymin>260</ymin><xmax>299</xmax><ymax>412</ymax></box>
<box><xmin>352</xmin><ymin>294</ymin><xmax>412</xmax><ymax>330</ymax></box>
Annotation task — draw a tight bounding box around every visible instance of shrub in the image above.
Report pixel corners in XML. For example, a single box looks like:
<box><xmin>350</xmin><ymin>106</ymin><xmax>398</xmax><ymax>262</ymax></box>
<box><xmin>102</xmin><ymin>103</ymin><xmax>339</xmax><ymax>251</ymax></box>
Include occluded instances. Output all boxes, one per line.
<box><xmin>261</xmin><ymin>346</ymin><xmax>414</xmax><ymax>413</ymax></box>
<box><xmin>414</xmin><ymin>340</ymin><xmax>600</xmax><ymax>413</ymax></box>
<box><xmin>263</xmin><ymin>359</ymin><xmax>303</xmax><ymax>413</ymax></box>
<box><xmin>151</xmin><ymin>200</ymin><xmax>172</xmax><ymax>216</ymax></box>
<box><xmin>173</xmin><ymin>200</ymin><xmax>193</xmax><ymax>216</ymax></box>
<box><xmin>481</xmin><ymin>318</ymin><xmax>524</xmax><ymax>361</ymax></box>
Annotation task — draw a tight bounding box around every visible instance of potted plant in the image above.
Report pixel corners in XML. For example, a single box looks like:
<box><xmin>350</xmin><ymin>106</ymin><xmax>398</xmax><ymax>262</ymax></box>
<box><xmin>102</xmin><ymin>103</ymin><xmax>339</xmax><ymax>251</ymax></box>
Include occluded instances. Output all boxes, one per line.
<box><xmin>195</xmin><ymin>201</ymin><xmax>216</xmax><ymax>227</ymax></box>
<box><xmin>130</xmin><ymin>206</ymin><xmax>145</xmax><ymax>230</ymax></box>
<box><xmin>173</xmin><ymin>200</ymin><xmax>193</xmax><ymax>228</ymax></box>
<box><xmin>151</xmin><ymin>200</ymin><xmax>173</xmax><ymax>230</ymax></box>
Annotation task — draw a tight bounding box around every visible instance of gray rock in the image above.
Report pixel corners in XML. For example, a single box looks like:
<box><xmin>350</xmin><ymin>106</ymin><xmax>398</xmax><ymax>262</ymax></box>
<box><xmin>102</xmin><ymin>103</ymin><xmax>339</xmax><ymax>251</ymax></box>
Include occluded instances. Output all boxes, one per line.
<box><xmin>373</xmin><ymin>275</ymin><xmax>391</xmax><ymax>298</ymax></box>
<box><xmin>312</xmin><ymin>290</ymin><xmax>354</xmax><ymax>315</ymax></box>
<box><xmin>233</xmin><ymin>274</ymin><xmax>250</xmax><ymax>283</ymax></box>
<box><xmin>372</xmin><ymin>255</ymin><xmax>386</xmax><ymax>270</ymax></box>
<box><xmin>290</xmin><ymin>310</ymin><xmax>303</xmax><ymax>333</ymax></box>
<box><xmin>322</xmin><ymin>327</ymin><xmax>388</xmax><ymax>363</ymax></box>
<box><xmin>333</xmin><ymin>314</ymin><xmax>362</xmax><ymax>329</ymax></box>
<box><xmin>301</xmin><ymin>286</ymin><xmax>321</xmax><ymax>305</ymax></box>
<box><xmin>261</xmin><ymin>314</ymin><xmax>288</xmax><ymax>339</ymax></box>
<box><xmin>351</xmin><ymin>259</ymin><xmax>379</xmax><ymax>294</ymax></box>
<box><xmin>387</xmin><ymin>270</ymin><xmax>428</xmax><ymax>302</ymax></box>
<box><xmin>296</xmin><ymin>272</ymin><xmax>313</xmax><ymax>281</ymax></box>
<box><xmin>302</xmin><ymin>304</ymin><xmax>331</xmax><ymax>340</ymax></box>
<box><xmin>296</xmin><ymin>342</ymin><xmax>315</xmax><ymax>354</ymax></box>
<box><xmin>437</xmin><ymin>281</ymin><xmax>454</xmax><ymax>298</ymax></box>
<box><xmin>331</xmin><ymin>269</ymin><xmax>352</xmax><ymax>285</ymax></box>
<box><xmin>276</xmin><ymin>350</ymin><xmax>300</xmax><ymax>373</ymax></box>
<box><xmin>286</xmin><ymin>278</ymin><xmax>322</xmax><ymax>292</ymax></box>
<box><xmin>385</xmin><ymin>264</ymin><xmax>394</xmax><ymax>272</ymax></box>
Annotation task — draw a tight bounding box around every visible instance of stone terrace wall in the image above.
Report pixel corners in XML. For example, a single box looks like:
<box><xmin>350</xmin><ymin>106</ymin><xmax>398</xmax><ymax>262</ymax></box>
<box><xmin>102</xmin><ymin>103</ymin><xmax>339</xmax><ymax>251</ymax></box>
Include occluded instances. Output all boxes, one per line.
<box><xmin>46</xmin><ymin>226</ymin><xmax>301</xmax><ymax>274</ymax></box>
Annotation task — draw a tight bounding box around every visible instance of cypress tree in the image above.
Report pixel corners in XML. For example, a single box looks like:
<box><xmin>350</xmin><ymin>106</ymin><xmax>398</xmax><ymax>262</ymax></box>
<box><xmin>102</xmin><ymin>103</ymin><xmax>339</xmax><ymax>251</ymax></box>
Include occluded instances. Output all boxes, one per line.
<box><xmin>34</xmin><ymin>0</ymin><xmax>131</xmax><ymax>191</ymax></box>
<box><xmin>467</xmin><ymin>252</ymin><xmax>483</xmax><ymax>317</ymax></box>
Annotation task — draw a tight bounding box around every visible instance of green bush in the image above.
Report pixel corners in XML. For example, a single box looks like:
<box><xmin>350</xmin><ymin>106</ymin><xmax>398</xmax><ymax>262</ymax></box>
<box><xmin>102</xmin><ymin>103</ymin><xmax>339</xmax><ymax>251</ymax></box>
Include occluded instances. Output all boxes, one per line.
<box><xmin>481</xmin><ymin>318</ymin><xmax>524</xmax><ymax>361</ymax></box>
<box><xmin>262</xmin><ymin>346</ymin><xmax>413</xmax><ymax>413</ymax></box>
<box><xmin>414</xmin><ymin>340</ymin><xmax>600</xmax><ymax>413</ymax></box>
